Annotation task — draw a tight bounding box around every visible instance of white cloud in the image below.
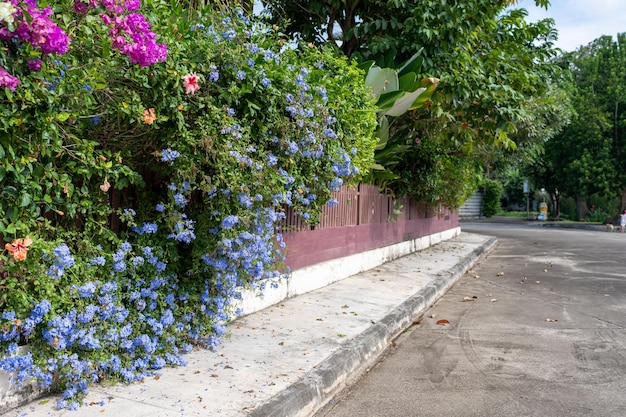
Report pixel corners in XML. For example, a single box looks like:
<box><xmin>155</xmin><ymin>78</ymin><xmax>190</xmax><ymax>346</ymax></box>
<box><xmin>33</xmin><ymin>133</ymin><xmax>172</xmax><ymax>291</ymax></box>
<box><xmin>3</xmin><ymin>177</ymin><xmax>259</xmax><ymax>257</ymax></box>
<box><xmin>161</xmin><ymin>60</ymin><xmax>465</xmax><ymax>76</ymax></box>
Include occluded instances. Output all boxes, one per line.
<box><xmin>515</xmin><ymin>0</ymin><xmax>626</xmax><ymax>51</ymax></box>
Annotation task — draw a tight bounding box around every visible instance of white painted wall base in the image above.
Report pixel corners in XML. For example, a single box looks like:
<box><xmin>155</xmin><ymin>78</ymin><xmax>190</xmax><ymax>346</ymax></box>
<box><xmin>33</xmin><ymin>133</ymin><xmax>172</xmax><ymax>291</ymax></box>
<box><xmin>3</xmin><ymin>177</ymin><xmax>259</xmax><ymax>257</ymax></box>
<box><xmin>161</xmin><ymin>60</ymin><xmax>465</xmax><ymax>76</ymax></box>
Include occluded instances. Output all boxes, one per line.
<box><xmin>237</xmin><ymin>227</ymin><xmax>461</xmax><ymax>316</ymax></box>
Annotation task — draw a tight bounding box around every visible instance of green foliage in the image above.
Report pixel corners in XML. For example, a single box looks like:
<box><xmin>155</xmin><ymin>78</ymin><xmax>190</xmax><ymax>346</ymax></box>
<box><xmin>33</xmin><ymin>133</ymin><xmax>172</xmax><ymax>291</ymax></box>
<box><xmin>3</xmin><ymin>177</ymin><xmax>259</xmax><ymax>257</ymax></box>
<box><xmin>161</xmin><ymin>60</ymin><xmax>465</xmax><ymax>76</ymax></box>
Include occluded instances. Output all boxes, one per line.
<box><xmin>481</xmin><ymin>178</ymin><xmax>504</xmax><ymax>217</ymax></box>
<box><xmin>0</xmin><ymin>1</ymin><xmax>377</xmax><ymax>408</ymax></box>
<box><xmin>530</xmin><ymin>32</ymin><xmax>626</xmax><ymax>219</ymax></box>
<box><xmin>262</xmin><ymin>0</ymin><xmax>562</xmax><ymax>209</ymax></box>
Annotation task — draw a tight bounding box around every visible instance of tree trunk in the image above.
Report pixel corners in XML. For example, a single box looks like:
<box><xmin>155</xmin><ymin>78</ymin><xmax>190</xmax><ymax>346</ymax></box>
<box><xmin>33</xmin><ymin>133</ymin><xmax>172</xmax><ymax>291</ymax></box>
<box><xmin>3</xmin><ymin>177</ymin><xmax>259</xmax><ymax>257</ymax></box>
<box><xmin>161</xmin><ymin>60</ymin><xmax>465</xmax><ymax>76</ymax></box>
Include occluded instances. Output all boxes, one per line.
<box><xmin>576</xmin><ymin>196</ymin><xmax>588</xmax><ymax>221</ymax></box>
<box><xmin>550</xmin><ymin>192</ymin><xmax>560</xmax><ymax>220</ymax></box>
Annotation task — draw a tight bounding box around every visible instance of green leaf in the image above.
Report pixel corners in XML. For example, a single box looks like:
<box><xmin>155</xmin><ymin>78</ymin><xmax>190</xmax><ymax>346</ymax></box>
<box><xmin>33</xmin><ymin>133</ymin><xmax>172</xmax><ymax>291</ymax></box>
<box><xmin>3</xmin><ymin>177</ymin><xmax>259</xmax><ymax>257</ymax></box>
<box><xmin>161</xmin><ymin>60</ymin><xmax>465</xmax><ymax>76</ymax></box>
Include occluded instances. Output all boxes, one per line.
<box><xmin>376</xmin><ymin>115</ymin><xmax>389</xmax><ymax>150</ymax></box>
<box><xmin>382</xmin><ymin>87</ymin><xmax>427</xmax><ymax>117</ymax></box>
<box><xmin>397</xmin><ymin>50</ymin><xmax>424</xmax><ymax>76</ymax></box>
<box><xmin>56</xmin><ymin>112</ymin><xmax>70</xmax><ymax>122</ymax></box>
<box><xmin>4</xmin><ymin>223</ymin><xmax>16</xmax><ymax>235</ymax></box>
<box><xmin>365</xmin><ymin>67</ymin><xmax>399</xmax><ymax>98</ymax></box>
<box><xmin>376</xmin><ymin>90</ymin><xmax>405</xmax><ymax>111</ymax></box>
<box><xmin>19</xmin><ymin>193</ymin><xmax>32</xmax><ymax>208</ymax></box>
<box><xmin>399</xmin><ymin>72</ymin><xmax>418</xmax><ymax>92</ymax></box>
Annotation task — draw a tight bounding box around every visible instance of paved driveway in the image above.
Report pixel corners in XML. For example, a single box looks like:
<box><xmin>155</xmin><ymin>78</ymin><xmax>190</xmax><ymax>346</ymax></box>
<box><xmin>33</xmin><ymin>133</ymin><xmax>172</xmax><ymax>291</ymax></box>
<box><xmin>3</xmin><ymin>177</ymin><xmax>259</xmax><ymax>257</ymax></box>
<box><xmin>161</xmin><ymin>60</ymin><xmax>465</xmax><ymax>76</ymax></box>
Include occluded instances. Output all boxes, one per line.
<box><xmin>315</xmin><ymin>222</ymin><xmax>626</xmax><ymax>417</ymax></box>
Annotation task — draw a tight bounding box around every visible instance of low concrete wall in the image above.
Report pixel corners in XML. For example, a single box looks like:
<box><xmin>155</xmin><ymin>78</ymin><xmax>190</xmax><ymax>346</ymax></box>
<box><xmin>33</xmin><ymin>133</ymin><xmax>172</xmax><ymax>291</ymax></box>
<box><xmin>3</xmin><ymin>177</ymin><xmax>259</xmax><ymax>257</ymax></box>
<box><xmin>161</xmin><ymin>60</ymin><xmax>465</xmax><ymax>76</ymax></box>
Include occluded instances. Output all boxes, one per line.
<box><xmin>237</xmin><ymin>227</ymin><xmax>461</xmax><ymax>315</ymax></box>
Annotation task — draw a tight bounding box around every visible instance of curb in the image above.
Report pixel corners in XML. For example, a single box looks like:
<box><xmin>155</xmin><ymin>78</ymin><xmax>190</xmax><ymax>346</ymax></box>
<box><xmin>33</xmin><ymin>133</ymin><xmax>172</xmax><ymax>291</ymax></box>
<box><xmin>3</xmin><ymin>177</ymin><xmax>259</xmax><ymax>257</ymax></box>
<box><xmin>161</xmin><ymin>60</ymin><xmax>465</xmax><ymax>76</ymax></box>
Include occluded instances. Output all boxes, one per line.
<box><xmin>248</xmin><ymin>236</ymin><xmax>498</xmax><ymax>417</ymax></box>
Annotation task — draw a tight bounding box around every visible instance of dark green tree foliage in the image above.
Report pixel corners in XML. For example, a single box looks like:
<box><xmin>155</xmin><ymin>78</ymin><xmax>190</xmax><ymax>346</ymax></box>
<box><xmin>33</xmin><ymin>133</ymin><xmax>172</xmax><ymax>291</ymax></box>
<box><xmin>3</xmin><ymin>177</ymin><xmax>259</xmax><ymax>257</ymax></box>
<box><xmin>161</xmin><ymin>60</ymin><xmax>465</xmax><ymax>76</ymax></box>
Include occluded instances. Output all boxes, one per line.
<box><xmin>531</xmin><ymin>33</ymin><xmax>626</xmax><ymax>218</ymax></box>
<box><xmin>262</xmin><ymin>0</ymin><xmax>561</xmax><ymax>208</ymax></box>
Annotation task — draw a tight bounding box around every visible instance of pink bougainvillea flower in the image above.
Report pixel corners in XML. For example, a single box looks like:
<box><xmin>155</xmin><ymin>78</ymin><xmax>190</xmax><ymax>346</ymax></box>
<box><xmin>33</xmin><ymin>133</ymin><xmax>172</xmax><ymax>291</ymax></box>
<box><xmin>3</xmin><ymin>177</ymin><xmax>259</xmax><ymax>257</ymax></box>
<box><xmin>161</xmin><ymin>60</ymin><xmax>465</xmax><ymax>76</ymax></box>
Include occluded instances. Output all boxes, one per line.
<box><xmin>182</xmin><ymin>73</ymin><xmax>199</xmax><ymax>94</ymax></box>
<box><xmin>28</xmin><ymin>59</ymin><xmax>42</xmax><ymax>71</ymax></box>
<box><xmin>143</xmin><ymin>108</ymin><xmax>156</xmax><ymax>124</ymax></box>
<box><xmin>5</xmin><ymin>238</ymin><xmax>33</xmax><ymax>261</ymax></box>
<box><xmin>0</xmin><ymin>66</ymin><xmax>20</xmax><ymax>91</ymax></box>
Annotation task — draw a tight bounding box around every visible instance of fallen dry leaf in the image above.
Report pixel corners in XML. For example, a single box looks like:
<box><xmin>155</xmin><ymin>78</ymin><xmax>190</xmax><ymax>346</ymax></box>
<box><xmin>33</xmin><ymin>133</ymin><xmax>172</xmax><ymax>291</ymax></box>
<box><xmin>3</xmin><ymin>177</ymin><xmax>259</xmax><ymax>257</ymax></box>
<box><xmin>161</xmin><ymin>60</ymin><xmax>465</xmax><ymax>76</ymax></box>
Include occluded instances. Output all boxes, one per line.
<box><xmin>436</xmin><ymin>319</ymin><xmax>450</xmax><ymax>325</ymax></box>
<box><xmin>462</xmin><ymin>296</ymin><xmax>478</xmax><ymax>301</ymax></box>
<box><xmin>412</xmin><ymin>318</ymin><xmax>421</xmax><ymax>324</ymax></box>
<box><xmin>496</xmin><ymin>272</ymin><xmax>504</xmax><ymax>277</ymax></box>
<box><xmin>431</xmin><ymin>314</ymin><xmax>437</xmax><ymax>318</ymax></box>
<box><xmin>546</xmin><ymin>318</ymin><xmax>558</xmax><ymax>322</ymax></box>
<box><xmin>490</xmin><ymin>298</ymin><xmax>498</xmax><ymax>302</ymax></box>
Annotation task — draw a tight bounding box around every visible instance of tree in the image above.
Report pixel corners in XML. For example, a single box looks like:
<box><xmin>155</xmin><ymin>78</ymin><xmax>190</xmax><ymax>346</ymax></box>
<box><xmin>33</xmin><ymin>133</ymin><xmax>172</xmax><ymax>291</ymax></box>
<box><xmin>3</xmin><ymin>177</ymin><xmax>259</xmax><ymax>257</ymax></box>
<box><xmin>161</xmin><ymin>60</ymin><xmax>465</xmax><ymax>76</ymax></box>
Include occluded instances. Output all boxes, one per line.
<box><xmin>529</xmin><ymin>34</ymin><xmax>626</xmax><ymax>219</ymax></box>
<box><xmin>261</xmin><ymin>0</ymin><xmax>562</xmax><ymax>207</ymax></box>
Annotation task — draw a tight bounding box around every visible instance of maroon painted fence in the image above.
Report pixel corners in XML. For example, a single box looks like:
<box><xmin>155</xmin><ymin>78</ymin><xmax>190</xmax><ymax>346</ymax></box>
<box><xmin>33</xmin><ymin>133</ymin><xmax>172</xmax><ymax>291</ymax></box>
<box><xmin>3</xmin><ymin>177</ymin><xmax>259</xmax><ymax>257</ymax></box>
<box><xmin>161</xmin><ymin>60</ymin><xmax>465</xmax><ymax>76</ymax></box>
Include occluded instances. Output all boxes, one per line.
<box><xmin>279</xmin><ymin>184</ymin><xmax>459</xmax><ymax>270</ymax></box>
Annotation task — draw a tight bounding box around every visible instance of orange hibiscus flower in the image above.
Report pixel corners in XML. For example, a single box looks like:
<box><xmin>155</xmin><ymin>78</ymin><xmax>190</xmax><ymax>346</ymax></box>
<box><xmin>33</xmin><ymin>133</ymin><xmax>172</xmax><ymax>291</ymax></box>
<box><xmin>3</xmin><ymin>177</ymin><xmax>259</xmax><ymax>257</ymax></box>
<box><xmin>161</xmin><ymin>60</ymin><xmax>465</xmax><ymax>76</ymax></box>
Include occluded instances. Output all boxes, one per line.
<box><xmin>143</xmin><ymin>108</ymin><xmax>156</xmax><ymax>125</ymax></box>
<box><xmin>5</xmin><ymin>238</ymin><xmax>33</xmax><ymax>261</ymax></box>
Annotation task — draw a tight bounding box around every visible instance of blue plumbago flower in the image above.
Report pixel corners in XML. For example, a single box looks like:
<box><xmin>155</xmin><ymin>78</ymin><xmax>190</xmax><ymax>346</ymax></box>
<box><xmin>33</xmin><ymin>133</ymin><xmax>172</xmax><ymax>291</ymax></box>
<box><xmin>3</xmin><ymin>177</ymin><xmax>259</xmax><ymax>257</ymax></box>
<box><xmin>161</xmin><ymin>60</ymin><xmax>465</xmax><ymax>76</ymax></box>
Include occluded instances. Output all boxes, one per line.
<box><xmin>155</xmin><ymin>203</ymin><xmax>165</xmax><ymax>212</ymax></box>
<box><xmin>227</xmin><ymin>107</ymin><xmax>235</xmax><ymax>116</ymax></box>
<box><xmin>77</xmin><ymin>305</ymin><xmax>98</xmax><ymax>324</ymax></box>
<box><xmin>46</xmin><ymin>243</ymin><xmax>75</xmax><ymax>278</ymax></box>
<box><xmin>221</xmin><ymin>215</ymin><xmax>239</xmax><ymax>229</ymax></box>
<box><xmin>286</xmin><ymin>141</ymin><xmax>299</xmax><ymax>155</ymax></box>
<box><xmin>132</xmin><ymin>222</ymin><xmax>158</xmax><ymax>235</ymax></box>
<box><xmin>236</xmin><ymin>70</ymin><xmax>246</xmax><ymax>80</ymax></box>
<box><xmin>30</xmin><ymin>300</ymin><xmax>51</xmax><ymax>323</ymax></box>
<box><xmin>161</xmin><ymin>149</ymin><xmax>180</xmax><ymax>164</ymax></box>
<box><xmin>113</xmin><ymin>261</ymin><xmax>126</xmax><ymax>273</ymax></box>
<box><xmin>167</xmin><ymin>217</ymin><xmax>196</xmax><ymax>243</ymax></box>
<box><xmin>329</xmin><ymin>177</ymin><xmax>344</xmax><ymax>191</ymax></box>
<box><xmin>120</xmin><ymin>241</ymin><xmax>132</xmax><ymax>252</ymax></box>
<box><xmin>173</xmin><ymin>193</ymin><xmax>187</xmax><ymax>208</ymax></box>
<box><xmin>113</xmin><ymin>250</ymin><xmax>125</xmax><ymax>263</ymax></box>
<box><xmin>266</xmin><ymin>153</ymin><xmax>278</xmax><ymax>166</ymax></box>
<box><xmin>328</xmin><ymin>198</ymin><xmax>339</xmax><ymax>208</ymax></box>
<box><xmin>123</xmin><ymin>208</ymin><xmax>136</xmax><ymax>217</ymax></box>
<box><xmin>323</xmin><ymin>128</ymin><xmax>337</xmax><ymax>139</ymax></box>
<box><xmin>76</xmin><ymin>282</ymin><xmax>97</xmax><ymax>298</ymax></box>
<box><xmin>238</xmin><ymin>193</ymin><xmax>253</xmax><ymax>209</ymax></box>
<box><xmin>4</xmin><ymin>342</ymin><xmax>18</xmax><ymax>355</ymax></box>
<box><xmin>100</xmin><ymin>282</ymin><xmax>117</xmax><ymax>294</ymax></box>
<box><xmin>209</xmin><ymin>65</ymin><xmax>219</xmax><ymax>82</ymax></box>
<box><xmin>222</xmin><ymin>28</ymin><xmax>236</xmax><ymax>40</ymax></box>
<box><xmin>261</xmin><ymin>77</ymin><xmax>271</xmax><ymax>87</ymax></box>
<box><xmin>89</xmin><ymin>256</ymin><xmax>106</xmax><ymax>266</ymax></box>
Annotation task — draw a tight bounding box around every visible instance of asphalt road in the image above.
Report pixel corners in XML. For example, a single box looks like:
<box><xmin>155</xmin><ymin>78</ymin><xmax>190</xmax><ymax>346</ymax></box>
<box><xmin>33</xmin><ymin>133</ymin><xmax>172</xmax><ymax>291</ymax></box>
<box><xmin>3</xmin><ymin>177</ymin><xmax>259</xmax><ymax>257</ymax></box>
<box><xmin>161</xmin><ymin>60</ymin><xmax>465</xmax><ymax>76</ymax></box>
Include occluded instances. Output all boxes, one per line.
<box><xmin>314</xmin><ymin>222</ymin><xmax>626</xmax><ymax>417</ymax></box>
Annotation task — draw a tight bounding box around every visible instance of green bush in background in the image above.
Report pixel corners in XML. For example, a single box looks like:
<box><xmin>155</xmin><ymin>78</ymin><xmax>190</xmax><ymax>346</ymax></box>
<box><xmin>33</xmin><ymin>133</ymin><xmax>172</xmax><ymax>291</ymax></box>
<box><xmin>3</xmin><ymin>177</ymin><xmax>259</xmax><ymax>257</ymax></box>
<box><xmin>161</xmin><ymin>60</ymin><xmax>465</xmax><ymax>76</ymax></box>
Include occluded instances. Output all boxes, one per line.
<box><xmin>481</xmin><ymin>178</ymin><xmax>503</xmax><ymax>217</ymax></box>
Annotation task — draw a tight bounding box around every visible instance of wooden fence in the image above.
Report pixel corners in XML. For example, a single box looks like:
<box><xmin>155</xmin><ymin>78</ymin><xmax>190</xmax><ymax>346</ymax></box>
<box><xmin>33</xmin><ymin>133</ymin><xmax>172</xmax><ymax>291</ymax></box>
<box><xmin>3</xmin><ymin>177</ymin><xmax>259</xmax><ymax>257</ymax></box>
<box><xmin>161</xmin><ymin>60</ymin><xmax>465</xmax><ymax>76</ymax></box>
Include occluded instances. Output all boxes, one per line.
<box><xmin>280</xmin><ymin>184</ymin><xmax>459</xmax><ymax>270</ymax></box>
<box><xmin>278</xmin><ymin>184</ymin><xmax>439</xmax><ymax>232</ymax></box>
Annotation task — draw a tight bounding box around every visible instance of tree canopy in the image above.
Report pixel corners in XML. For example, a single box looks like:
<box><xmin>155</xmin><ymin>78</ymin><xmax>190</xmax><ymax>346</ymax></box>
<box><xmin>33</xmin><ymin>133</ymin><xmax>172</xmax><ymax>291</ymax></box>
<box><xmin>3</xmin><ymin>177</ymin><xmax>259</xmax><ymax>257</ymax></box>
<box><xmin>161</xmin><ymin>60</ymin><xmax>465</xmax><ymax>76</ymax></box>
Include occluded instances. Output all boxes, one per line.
<box><xmin>527</xmin><ymin>33</ymin><xmax>626</xmax><ymax>218</ymax></box>
<box><xmin>262</xmin><ymin>0</ymin><xmax>563</xmax><ymax>208</ymax></box>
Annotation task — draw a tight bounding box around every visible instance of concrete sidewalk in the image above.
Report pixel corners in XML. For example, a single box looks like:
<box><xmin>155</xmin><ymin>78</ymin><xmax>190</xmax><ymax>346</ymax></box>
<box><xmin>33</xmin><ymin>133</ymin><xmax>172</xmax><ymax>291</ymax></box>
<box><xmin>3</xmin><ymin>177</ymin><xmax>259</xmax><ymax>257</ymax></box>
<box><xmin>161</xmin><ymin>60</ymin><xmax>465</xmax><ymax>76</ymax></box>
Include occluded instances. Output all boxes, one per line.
<box><xmin>6</xmin><ymin>232</ymin><xmax>495</xmax><ymax>417</ymax></box>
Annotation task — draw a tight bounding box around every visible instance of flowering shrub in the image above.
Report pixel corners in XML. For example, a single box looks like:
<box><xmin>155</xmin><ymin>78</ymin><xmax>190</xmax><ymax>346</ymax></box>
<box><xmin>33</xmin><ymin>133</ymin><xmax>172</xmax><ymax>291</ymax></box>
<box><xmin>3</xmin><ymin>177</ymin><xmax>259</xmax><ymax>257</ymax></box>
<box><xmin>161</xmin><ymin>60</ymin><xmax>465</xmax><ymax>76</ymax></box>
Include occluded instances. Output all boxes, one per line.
<box><xmin>0</xmin><ymin>1</ymin><xmax>377</xmax><ymax>409</ymax></box>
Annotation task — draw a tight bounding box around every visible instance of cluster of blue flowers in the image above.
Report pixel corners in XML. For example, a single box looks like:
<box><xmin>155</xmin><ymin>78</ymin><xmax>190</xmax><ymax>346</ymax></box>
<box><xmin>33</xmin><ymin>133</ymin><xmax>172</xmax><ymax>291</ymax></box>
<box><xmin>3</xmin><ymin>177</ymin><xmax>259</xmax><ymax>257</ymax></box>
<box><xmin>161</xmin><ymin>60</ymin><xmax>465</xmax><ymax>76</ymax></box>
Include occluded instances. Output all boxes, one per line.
<box><xmin>0</xmin><ymin>8</ymin><xmax>372</xmax><ymax>410</ymax></box>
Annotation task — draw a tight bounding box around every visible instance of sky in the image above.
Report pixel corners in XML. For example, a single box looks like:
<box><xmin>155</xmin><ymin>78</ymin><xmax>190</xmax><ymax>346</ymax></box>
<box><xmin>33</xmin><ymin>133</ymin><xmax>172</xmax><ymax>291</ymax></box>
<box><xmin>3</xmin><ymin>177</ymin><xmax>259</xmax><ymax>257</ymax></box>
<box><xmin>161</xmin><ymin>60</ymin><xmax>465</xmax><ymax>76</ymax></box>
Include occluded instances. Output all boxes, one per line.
<box><xmin>514</xmin><ymin>0</ymin><xmax>626</xmax><ymax>52</ymax></box>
